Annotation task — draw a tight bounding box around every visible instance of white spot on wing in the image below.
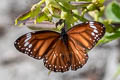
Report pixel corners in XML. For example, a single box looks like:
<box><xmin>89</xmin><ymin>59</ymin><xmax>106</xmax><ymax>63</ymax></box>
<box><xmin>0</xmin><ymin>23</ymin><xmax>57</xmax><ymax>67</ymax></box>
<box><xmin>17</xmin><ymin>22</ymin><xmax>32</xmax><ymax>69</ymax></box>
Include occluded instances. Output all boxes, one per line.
<box><xmin>24</xmin><ymin>37</ymin><xmax>31</xmax><ymax>42</ymax></box>
<box><xmin>89</xmin><ymin>22</ymin><xmax>97</xmax><ymax>30</ymax></box>
<box><xmin>24</xmin><ymin>42</ymin><xmax>29</xmax><ymax>47</ymax></box>
<box><xmin>94</xmin><ymin>29</ymin><xmax>98</xmax><ymax>33</ymax></box>
<box><xmin>90</xmin><ymin>25</ymin><xmax>97</xmax><ymax>29</ymax></box>
<box><xmin>25</xmin><ymin>48</ymin><xmax>28</xmax><ymax>50</ymax></box>
<box><xmin>25</xmin><ymin>33</ymin><xmax>32</xmax><ymax>42</ymax></box>
<box><xmin>91</xmin><ymin>32</ymin><xmax>95</xmax><ymax>36</ymax></box>
<box><xmin>96</xmin><ymin>35</ymin><xmax>98</xmax><ymax>37</ymax></box>
<box><xmin>89</xmin><ymin>21</ymin><xmax>94</xmax><ymax>24</ymax></box>
<box><xmin>29</xmin><ymin>44</ymin><xmax>32</xmax><ymax>48</ymax></box>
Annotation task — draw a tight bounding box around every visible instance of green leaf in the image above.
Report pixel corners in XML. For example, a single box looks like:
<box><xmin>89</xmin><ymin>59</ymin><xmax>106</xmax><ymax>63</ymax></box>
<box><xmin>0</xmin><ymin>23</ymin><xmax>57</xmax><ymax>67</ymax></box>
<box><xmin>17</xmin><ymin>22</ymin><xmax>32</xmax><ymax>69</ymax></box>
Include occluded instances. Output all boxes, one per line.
<box><xmin>99</xmin><ymin>28</ymin><xmax>120</xmax><ymax>44</ymax></box>
<box><xmin>36</xmin><ymin>12</ymin><xmax>49</xmax><ymax>23</ymax></box>
<box><xmin>61</xmin><ymin>10</ymin><xmax>78</xmax><ymax>28</ymax></box>
<box><xmin>30</xmin><ymin>0</ymin><xmax>45</xmax><ymax>18</ymax></box>
<box><xmin>76</xmin><ymin>0</ymin><xmax>92</xmax><ymax>1</ymax></box>
<box><xmin>31</xmin><ymin>5</ymin><xmax>41</xmax><ymax>18</ymax></box>
<box><xmin>105</xmin><ymin>1</ymin><xmax>120</xmax><ymax>22</ymax></box>
<box><xmin>15</xmin><ymin>11</ymin><xmax>31</xmax><ymax>25</ymax></box>
<box><xmin>45</xmin><ymin>0</ymin><xmax>60</xmax><ymax>9</ymax></box>
<box><xmin>112</xmin><ymin>2</ymin><xmax>120</xmax><ymax>19</ymax></box>
<box><xmin>56</xmin><ymin>0</ymin><xmax>76</xmax><ymax>10</ymax></box>
<box><xmin>98</xmin><ymin>0</ymin><xmax>105</xmax><ymax>4</ymax></box>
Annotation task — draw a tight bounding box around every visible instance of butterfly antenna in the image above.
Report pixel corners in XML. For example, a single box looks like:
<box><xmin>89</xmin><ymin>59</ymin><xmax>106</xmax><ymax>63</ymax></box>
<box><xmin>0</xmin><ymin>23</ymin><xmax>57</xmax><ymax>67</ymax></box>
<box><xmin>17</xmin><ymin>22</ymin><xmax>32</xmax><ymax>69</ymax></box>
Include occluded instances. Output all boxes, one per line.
<box><xmin>56</xmin><ymin>19</ymin><xmax>65</xmax><ymax>28</ymax></box>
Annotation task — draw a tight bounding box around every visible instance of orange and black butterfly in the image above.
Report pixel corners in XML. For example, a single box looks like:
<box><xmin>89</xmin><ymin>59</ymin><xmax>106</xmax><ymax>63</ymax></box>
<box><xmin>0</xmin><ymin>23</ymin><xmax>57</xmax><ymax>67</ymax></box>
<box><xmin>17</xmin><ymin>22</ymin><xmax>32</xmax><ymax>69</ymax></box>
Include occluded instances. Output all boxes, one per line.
<box><xmin>14</xmin><ymin>20</ymin><xmax>105</xmax><ymax>72</ymax></box>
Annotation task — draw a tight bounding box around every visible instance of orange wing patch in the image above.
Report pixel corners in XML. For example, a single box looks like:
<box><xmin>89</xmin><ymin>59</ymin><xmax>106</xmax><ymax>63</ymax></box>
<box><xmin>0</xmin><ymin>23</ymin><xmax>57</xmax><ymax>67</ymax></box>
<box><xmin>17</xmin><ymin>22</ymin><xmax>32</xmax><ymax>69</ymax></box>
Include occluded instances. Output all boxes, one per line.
<box><xmin>44</xmin><ymin>39</ymin><xmax>71</xmax><ymax>72</ymax></box>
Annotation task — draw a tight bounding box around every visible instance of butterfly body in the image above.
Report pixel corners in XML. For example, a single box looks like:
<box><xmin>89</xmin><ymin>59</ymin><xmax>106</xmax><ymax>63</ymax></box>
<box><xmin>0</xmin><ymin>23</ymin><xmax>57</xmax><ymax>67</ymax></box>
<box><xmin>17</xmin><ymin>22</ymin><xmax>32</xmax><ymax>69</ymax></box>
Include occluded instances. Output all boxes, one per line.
<box><xmin>60</xmin><ymin>28</ymin><xmax>69</xmax><ymax>47</ymax></box>
<box><xmin>14</xmin><ymin>21</ymin><xmax>105</xmax><ymax>72</ymax></box>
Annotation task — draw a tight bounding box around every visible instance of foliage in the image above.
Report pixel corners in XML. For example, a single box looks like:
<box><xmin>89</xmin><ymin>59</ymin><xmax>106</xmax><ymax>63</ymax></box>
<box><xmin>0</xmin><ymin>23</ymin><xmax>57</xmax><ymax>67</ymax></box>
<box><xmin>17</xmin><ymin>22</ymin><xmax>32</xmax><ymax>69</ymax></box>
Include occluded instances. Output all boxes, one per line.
<box><xmin>15</xmin><ymin>0</ymin><xmax>120</xmax><ymax>44</ymax></box>
<box><xmin>14</xmin><ymin>0</ymin><xmax>120</xmax><ymax>78</ymax></box>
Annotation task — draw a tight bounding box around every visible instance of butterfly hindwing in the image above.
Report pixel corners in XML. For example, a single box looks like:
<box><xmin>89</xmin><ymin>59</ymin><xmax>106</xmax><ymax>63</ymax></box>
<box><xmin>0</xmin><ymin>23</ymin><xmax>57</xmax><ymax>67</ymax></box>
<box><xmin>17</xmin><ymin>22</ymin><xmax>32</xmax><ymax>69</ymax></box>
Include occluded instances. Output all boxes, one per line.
<box><xmin>68</xmin><ymin>37</ymin><xmax>88</xmax><ymax>70</ymax></box>
<box><xmin>44</xmin><ymin>39</ymin><xmax>71</xmax><ymax>72</ymax></box>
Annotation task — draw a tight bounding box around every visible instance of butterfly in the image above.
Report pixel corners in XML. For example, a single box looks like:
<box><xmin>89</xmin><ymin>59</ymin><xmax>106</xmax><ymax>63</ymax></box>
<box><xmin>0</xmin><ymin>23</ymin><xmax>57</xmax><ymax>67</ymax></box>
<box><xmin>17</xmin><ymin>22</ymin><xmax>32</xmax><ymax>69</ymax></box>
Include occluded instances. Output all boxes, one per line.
<box><xmin>14</xmin><ymin>21</ymin><xmax>105</xmax><ymax>72</ymax></box>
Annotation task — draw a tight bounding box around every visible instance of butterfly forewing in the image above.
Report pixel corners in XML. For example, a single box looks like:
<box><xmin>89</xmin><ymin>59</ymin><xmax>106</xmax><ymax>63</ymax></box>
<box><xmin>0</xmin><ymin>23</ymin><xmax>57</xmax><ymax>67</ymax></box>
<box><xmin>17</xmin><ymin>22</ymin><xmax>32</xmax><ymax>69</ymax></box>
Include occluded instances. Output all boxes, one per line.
<box><xmin>67</xmin><ymin>21</ymin><xmax>105</xmax><ymax>70</ymax></box>
<box><xmin>14</xmin><ymin>31</ymin><xmax>60</xmax><ymax>59</ymax></box>
<box><xmin>67</xmin><ymin>21</ymin><xmax>105</xmax><ymax>50</ymax></box>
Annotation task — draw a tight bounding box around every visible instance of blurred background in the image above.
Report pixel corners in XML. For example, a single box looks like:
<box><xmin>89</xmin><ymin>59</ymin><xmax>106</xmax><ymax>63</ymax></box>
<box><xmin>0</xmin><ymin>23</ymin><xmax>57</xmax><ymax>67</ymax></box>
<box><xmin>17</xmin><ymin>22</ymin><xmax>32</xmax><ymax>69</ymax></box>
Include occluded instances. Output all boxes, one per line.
<box><xmin>0</xmin><ymin>0</ymin><xmax>120</xmax><ymax>80</ymax></box>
